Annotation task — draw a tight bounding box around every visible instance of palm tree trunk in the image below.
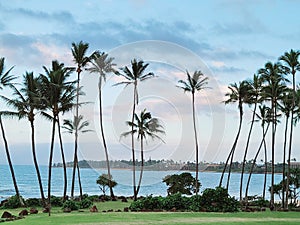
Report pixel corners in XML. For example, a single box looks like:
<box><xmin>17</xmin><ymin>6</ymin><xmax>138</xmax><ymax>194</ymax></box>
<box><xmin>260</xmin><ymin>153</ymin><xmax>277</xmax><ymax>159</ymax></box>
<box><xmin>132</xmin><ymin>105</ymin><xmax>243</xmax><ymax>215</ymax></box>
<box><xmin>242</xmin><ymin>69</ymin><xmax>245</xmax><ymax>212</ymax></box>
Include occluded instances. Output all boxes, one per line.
<box><xmin>226</xmin><ymin>106</ymin><xmax>243</xmax><ymax>191</ymax></box>
<box><xmin>263</xmin><ymin>125</ymin><xmax>268</xmax><ymax>200</ymax></box>
<box><xmin>219</xmin><ymin>106</ymin><xmax>243</xmax><ymax>189</ymax></box>
<box><xmin>57</xmin><ymin>116</ymin><xmax>67</xmax><ymax>201</ymax></box>
<box><xmin>245</xmin><ymin>123</ymin><xmax>270</xmax><ymax>201</ymax></box>
<box><xmin>219</xmin><ymin>146</ymin><xmax>233</xmax><ymax>187</ymax></box>
<box><xmin>136</xmin><ymin>136</ymin><xmax>144</xmax><ymax>195</ymax></box>
<box><xmin>72</xmin><ymin>69</ymin><xmax>81</xmax><ymax>200</ymax></box>
<box><xmin>285</xmin><ymin>73</ymin><xmax>296</xmax><ymax>210</ymax></box>
<box><xmin>240</xmin><ymin>101</ymin><xmax>257</xmax><ymax>202</ymax></box>
<box><xmin>192</xmin><ymin>93</ymin><xmax>200</xmax><ymax>194</ymax></box>
<box><xmin>0</xmin><ymin>115</ymin><xmax>24</xmax><ymax>206</ymax></box>
<box><xmin>98</xmin><ymin>78</ymin><xmax>115</xmax><ymax>199</ymax></box>
<box><xmin>30</xmin><ymin>118</ymin><xmax>46</xmax><ymax>207</ymax></box>
<box><xmin>270</xmin><ymin>99</ymin><xmax>276</xmax><ymax>210</ymax></box>
<box><xmin>282</xmin><ymin>115</ymin><xmax>289</xmax><ymax>208</ymax></box>
<box><xmin>132</xmin><ymin>83</ymin><xmax>137</xmax><ymax>201</ymax></box>
<box><xmin>70</xmin><ymin>138</ymin><xmax>78</xmax><ymax>199</ymax></box>
<box><xmin>48</xmin><ymin>115</ymin><xmax>56</xmax><ymax>216</ymax></box>
<box><xmin>76</xmin><ymin>161</ymin><xmax>83</xmax><ymax>199</ymax></box>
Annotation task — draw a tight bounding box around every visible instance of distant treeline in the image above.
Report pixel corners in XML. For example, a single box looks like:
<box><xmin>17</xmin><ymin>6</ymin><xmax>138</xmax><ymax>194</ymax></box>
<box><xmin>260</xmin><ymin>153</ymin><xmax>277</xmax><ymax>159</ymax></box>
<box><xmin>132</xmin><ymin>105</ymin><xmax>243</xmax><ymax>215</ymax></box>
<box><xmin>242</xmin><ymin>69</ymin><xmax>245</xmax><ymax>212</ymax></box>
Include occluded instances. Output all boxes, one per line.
<box><xmin>53</xmin><ymin>159</ymin><xmax>291</xmax><ymax>173</ymax></box>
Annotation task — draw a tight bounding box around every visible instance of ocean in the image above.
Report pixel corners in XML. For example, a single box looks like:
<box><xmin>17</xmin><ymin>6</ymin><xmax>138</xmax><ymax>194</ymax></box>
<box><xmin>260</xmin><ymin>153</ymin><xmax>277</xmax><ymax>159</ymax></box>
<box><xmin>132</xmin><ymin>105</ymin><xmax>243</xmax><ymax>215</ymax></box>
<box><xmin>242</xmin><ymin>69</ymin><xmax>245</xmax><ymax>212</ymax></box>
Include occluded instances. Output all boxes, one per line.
<box><xmin>0</xmin><ymin>165</ymin><xmax>282</xmax><ymax>201</ymax></box>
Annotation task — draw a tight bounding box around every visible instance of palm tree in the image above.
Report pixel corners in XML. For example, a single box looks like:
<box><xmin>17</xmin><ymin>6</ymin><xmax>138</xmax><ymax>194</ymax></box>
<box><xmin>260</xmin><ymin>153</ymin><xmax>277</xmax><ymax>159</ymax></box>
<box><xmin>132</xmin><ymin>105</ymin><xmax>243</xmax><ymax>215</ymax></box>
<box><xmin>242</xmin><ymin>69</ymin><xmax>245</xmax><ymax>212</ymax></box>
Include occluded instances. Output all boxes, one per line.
<box><xmin>40</xmin><ymin>60</ymin><xmax>76</xmax><ymax>215</ymax></box>
<box><xmin>1</xmin><ymin>72</ymin><xmax>46</xmax><ymax>206</ymax></box>
<box><xmin>219</xmin><ymin>81</ymin><xmax>251</xmax><ymax>191</ymax></box>
<box><xmin>278</xmin><ymin>89</ymin><xmax>294</xmax><ymax>207</ymax></box>
<box><xmin>240</xmin><ymin>74</ymin><xmax>263</xmax><ymax>202</ymax></box>
<box><xmin>0</xmin><ymin>57</ymin><xmax>24</xmax><ymax>206</ymax></box>
<box><xmin>87</xmin><ymin>52</ymin><xmax>116</xmax><ymax>198</ymax></box>
<box><xmin>114</xmin><ymin>59</ymin><xmax>154</xmax><ymax>200</ymax></box>
<box><xmin>177</xmin><ymin>70</ymin><xmax>209</xmax><ymax>195</ymax></box>
<box><xmin>245</xmin><ymin>105</ymin><xmax>272</xmax><ymax>201</ymax></box>
<box><xmin>71</xmin><ymin>41</ymin><xmax>98</xmax><ymax>199</ymax></box>
<box><xmin>259</xmin><ymin>62</ymin><xmax>287</xmax><ymax>209</ymax></box>
<box><xmin>62</xmin><ymin>115</ymin><xmax>93</xmax><ymax>198</ymax></box>
<box><xmin>279</xmin><ymin>49</ymin><xmax>300</xmax><ymax>209</ymax></box>
<box><xmin>121</xmin><ymin>109</ymin><xmax>165</xmax><ymax>195</ymax></box>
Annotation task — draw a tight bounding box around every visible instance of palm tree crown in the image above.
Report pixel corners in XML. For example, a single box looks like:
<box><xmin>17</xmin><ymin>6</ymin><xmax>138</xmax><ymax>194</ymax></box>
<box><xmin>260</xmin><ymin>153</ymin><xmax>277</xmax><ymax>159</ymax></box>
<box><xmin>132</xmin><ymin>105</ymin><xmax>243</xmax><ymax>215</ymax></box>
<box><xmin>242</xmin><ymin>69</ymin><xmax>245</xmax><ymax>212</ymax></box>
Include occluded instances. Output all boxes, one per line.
<box><xmin>177</xmin><ymin>70</ymin><xmax>209</xmax><ymax>94</ymax></box>
<box><xmin>0</xmin><ymin>57</ymin><xmax>16</xmax><ymax>88</ymax></box>
<box><xmin>122</xmin><ymin>109</ymin><xmax>165</xmax><ymax>141</ymax></box>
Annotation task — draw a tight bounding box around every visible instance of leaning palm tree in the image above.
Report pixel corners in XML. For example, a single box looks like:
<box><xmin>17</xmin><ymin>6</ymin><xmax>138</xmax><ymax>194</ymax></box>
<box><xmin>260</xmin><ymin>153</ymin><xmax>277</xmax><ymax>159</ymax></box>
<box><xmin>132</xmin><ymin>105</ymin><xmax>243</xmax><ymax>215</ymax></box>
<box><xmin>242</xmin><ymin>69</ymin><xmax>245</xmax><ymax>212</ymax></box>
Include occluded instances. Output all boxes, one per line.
<box><xmin>244</xmin><ymin>105</ymin><xmax>272</xmax><ymax>202</ymax></box>
<box><xmin>87</xmin><ymin>52</ymin><xmax>116</xmax><ymax>198</ymax></box>
<box><xmin>121</xmin><ymin>109</ymin><xmax>165</xmax><ymax>196</ymax></box>
<box><xmin>279</xmin><ymin>49</ymin><xmax>300</xmax><ymax>209</ymax></box>
<box><xmin>0</xmin><ymin>57</ymin><xmax>24</xmax><ymax>206</ymax></box>
<box><xmin>259</xmin><ymin>62</ymin><xmax>287</xmax><ymax>209</ymax></box>
<box><xmin>240</xmin><ymin>74</ymin><xmax>263</xmax><ymax>202</ymax></box>
<box><xmin>219</xmin><ymin>81</ymin><xmax>251</xmax><ymax>191</ymax></box>
<box><xmin>40</xmin><ymin>60</ymin><xmax>76</xmax><ymax>215</ymax></box>
<box><xmin>1</xmin><ymin>72</ymin><xmax>46</xmax><ymax>206</ymax></box>
<box><xmin>114</xmin><ymin>59</ymin><xmax>154</xmax><ymax>200</ymax></box>
<box><xmin>62</xmin><ymin>115</ymin><xmax>93</xmax><ymax>198</ymax></box>
<box><xmin>177</xmin><ymin>70</ymin><xmax>209</xmax><ymax>195</ymax></box>
<box><xmin>71</xmin><ymin>41</ymin><xmax>98</xmax><ymax>199</ymax></box>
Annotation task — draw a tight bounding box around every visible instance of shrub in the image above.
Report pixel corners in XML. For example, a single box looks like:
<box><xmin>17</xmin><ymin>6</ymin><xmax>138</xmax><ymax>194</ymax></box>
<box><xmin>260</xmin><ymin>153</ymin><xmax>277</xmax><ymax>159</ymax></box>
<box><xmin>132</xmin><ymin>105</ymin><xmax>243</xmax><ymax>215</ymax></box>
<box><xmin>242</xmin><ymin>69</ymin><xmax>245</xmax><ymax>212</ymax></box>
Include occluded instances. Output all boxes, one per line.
<box><xmin>79</xmin><ymin>198</ymin><xmax>93</xmax><ymax>209</ymax></box>
<box><xmin>62</xmin><ymin>200</ymin><xmax>79</xmax><ymax>211</ymax></box>
<box><xmin>129</xmin><ymin>199</ymin><xmax>144</xmax><ymax>211</ymax></box>
<box><xmin>249</xmin><ymin>197</ymin><xmax>269</xmax><ymax>208</ymax></box>
<box><xmin>163</xmin><ymin>193</ymin><xmax>189</xmax><ymax>210</ymax></box>
<box><xmin>2</xmin><ymin>195</ymin><xmax>25</xmax><ymax>209</ymax></box>
<box><xmin>189</xmin><ymin>195</ymin><xmax>202</xmax><ymax>211</ymax></box>
<box><xmin>87</xmin><ymin>195</ymin><xmax>100</xmax><ymax>202</ymax></box>
<box><xmin>200</xmin><ymin>187</ymin><xmax>239</xmax><ymax>212</ymax></box>
<box><xmin>25</xmin><ymin>198</ymin><xmax>42</xmax><ymax>207</ymax></box>
<box><xmin>50</xmin><ymin>196</ymin><xmax>63</xmax><ymax>207</ymax></box>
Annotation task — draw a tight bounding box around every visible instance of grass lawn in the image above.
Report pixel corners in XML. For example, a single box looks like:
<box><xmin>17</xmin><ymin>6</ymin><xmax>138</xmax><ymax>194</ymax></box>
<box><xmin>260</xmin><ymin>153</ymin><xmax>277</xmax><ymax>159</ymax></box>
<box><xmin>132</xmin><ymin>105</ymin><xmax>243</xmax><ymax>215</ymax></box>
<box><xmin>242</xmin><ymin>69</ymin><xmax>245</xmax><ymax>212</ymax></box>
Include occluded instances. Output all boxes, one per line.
<box><xmin>1</xmin><ymin>201</ymin><xmax>300</xmax><ymax>225</ymax></box>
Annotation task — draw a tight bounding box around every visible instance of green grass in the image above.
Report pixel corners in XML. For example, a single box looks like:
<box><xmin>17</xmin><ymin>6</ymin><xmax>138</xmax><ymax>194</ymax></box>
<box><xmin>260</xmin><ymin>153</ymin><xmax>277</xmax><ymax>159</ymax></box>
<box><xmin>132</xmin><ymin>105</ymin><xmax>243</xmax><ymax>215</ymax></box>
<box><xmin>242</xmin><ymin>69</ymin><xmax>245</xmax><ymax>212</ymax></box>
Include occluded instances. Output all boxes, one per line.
<box><xmin>1</xmin><ymin>201</ymin><xmax>300</xmax><ymax>225</ymax></box>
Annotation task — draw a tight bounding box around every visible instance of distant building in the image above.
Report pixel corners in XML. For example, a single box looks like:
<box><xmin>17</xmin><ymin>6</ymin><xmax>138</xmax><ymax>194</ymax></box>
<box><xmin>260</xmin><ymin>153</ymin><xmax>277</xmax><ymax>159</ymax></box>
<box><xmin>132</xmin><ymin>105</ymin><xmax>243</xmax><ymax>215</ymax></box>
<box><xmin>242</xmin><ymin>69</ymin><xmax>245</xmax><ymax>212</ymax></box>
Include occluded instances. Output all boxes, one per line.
<box><xmin>290</xmin><ymin>162</ymin><xmax>300</xmax><ymax>169</ymax></box>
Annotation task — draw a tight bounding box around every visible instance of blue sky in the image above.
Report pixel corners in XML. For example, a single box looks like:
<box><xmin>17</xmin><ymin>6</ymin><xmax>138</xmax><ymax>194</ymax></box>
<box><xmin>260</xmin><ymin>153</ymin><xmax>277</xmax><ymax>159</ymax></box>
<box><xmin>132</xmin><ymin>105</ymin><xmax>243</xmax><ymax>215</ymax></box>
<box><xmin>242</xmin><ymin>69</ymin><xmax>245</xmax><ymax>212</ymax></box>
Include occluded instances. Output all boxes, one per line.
<box><xmin>0</xmin><ymin>0</ymin><xmax>299</xmax><ymax>165</ymax></box>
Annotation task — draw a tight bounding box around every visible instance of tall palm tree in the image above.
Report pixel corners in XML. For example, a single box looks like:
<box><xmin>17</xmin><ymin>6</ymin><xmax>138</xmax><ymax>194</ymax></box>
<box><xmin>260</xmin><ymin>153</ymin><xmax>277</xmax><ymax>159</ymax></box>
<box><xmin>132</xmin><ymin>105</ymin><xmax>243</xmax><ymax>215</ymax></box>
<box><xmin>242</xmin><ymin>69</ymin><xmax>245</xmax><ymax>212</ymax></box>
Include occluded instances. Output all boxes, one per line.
<box><xmin>279</xmin><ymin>49</ymin><xmax>300</xmax><ymax>209</ymax></box>
<box><xmin>62</xmin><ymin>115</ymin><xmax>93</xmax><ymax>197</ymax></box>
<box><xmin>240</xmin><ymin>74</ymin><xmax>263</xmax><ymax>202</ymax></box>
<box><xmin>244</xmin><ymin>105</ymin><xmax>272</xmax><ymax>201</ymax></box>
<box><xmin>259</xmin><ymin>62</ymin><xmax>286</xmax><ymax>209</ymax></box>
<box><xmin>87</xmin><ymin>52</ymin><xmax>116</xmax><ymax>198</ymax></box>
<box><xmin>71</xmin><ymin>41</ymin><xmax>98</xmax><ymax>199</ymax></box>
<box><xmin>177</xmin><ymin>70</ymin><xmax>209</xmax><ymax>195</ymax></box>
<box><xmin>278</xmin><ymin>89</ymin><xmax>294</xmax><ymax>207</ymax></box>
<box><xmin>0</xmin><ymin>57</ymin><xmax>24</xmax><ymax>206</ymax></box>
<box><xmin>40</xmin><ymin>60</ymin><xmax>76</xmax><ymax>215</ymax></box>
<box><xmin>121</xmin><ymin>109</ymin><xmax>165</xmax><ymax>195</ymax></box>
<box><xmin>219</xmin><ymin>81</ymin><xmax>250</xmax><ymax>191</ymax></box>
<box><xmin>114</xmin><ymin>59</ymin><xmax>154</xmax><ymax>200</ymax></box>
<box><xmin>1</xmin><ymin>72</ymin><xmax>46</xmax><ymax>206</ymax></box>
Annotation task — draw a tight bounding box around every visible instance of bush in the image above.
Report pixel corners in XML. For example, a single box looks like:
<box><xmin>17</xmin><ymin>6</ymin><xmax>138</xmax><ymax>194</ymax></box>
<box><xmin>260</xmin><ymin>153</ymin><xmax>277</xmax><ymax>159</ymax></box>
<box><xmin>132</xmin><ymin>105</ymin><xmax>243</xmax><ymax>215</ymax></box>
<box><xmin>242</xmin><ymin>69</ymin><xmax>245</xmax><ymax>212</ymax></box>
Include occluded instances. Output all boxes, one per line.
<box><xmin>62</xmin><ymin>200</ymin><xmax>79</xmax><ymax>211</ymax></box>
<box><xmin>189</xmin><ymin>195</ymin><xmax>202</xmax><ymax>211</ymax></box>
<box><xmin>87</xmin><ymin>195</ymin><xmax>100</xmax><ymax>202</ymax></box>
<box><xmin>129</xmin><ymin>199</ymin><xmax>144</xmax><ymax>211</ymax></box>
<box><xmin>50</xmin><ymin>196</ymin><xmax>63</xmax><ymax>207</ymax></box>
<box><xmin>249</xmin><ymin>197</ymin><xmax>269</xmax><ymax>208</ymax></box>
<box><xmin>25</xmin><ymin>198</ymin><xmax>42</xmax><ymax>207</ymax></box>
<box><xmin>200</xmin><ymin>187</ymin><xmax>239</xmax><ymax>212</ymax></box>
<box><xmin>79</xmin><ymin>198</ymin><xmax>93</xmax><ymax>209</ymax></box>
<box><xmin>2</xmin><ymin>195</ymin><xmax>25</xmax><ymax>209</ymax></box>
<box><xmin>163</xmin><ymin>193</ymin><xmax>189</xmax><ymax>210</ymax></box>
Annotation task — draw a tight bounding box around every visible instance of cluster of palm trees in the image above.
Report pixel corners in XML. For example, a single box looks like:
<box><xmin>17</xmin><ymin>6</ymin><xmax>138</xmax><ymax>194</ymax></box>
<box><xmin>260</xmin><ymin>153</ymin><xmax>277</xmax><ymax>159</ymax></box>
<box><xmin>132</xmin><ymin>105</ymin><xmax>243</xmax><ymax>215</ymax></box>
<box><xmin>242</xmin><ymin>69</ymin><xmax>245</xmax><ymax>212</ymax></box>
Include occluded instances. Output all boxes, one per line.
<box><xmin>1</xmin><ymin>42</ymin><xmax>298</xmax><ymax>212</ymax></box>
<box><xmin>0</xmin><ymin>40</ymin><xmax>211</xmax><ymax>208</ymax></box>
<box><xmin>219</xmin><ymin>49</ymin><xmax>300</xmax><ymax>210</ymax></box>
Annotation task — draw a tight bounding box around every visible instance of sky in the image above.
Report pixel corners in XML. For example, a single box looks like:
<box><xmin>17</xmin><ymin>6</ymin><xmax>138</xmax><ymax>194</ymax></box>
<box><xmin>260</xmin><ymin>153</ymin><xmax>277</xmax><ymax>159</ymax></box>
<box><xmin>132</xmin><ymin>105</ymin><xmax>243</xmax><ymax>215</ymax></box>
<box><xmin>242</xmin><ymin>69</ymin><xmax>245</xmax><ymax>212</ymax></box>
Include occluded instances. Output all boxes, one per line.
<box><xmin>0</xmin><ymin>0</ymin><xmax>299</xmax><ymax>166</ymax></box>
